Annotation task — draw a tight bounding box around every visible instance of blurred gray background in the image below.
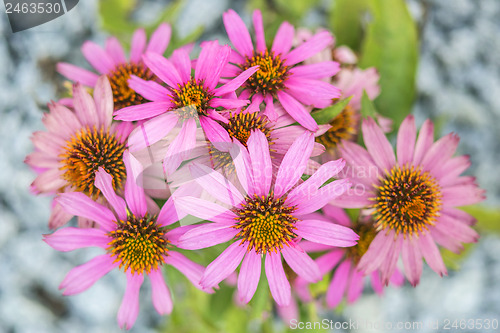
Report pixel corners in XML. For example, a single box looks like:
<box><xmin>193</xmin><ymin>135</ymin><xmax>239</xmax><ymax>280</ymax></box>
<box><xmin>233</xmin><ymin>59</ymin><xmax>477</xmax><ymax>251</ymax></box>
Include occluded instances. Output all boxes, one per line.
<box><xmin>0</xmin><ymin>0</ymin><xmax>499</xmax><ymax>332</ymax></box>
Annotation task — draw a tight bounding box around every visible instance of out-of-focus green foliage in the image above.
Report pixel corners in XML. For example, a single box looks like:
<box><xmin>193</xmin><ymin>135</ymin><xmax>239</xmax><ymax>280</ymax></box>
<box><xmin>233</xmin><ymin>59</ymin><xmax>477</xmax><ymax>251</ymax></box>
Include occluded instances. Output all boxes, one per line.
<box><xmin>463</xmin><ymin>205</ymin><xmax>500</xmax><ymax>234</ymax></box>
<box><xmin>311</xmin><ymin>97</ymin><xmax>352</xmax><ymax>125</ymax></box>
<box><xmin>98</xmin><ymin>0</ymin><xmax>203</xmax><ymax>55</ymax></box>
<box><xmin>358</xmin><ymin>0</ymin><xmax>419</xmax><ymax>129</ymax></box>
<box><xmin>330</xmin><ymin>0</ymin><xmax>371</xmax><ymax>52</ymax></box>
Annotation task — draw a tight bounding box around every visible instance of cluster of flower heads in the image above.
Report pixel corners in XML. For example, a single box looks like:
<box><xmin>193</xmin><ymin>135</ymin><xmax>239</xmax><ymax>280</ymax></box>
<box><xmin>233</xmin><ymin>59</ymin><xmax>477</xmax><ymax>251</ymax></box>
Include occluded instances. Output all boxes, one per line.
<box><xmin>26</xmin><ymin>9</ymin><xmax>485</xmax><ymax>329</ymax></box>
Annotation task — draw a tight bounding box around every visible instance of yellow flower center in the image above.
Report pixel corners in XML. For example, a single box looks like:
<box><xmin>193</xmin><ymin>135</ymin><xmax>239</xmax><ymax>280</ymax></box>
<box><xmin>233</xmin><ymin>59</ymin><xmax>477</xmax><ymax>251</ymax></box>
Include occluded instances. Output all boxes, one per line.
<box><xmin>59</xmin><ymin>126</ymin><xmax>126</xmax><ymax>199</ymax></box>
<box><xmin>108</xmin><ymin>62</ymin><xmax>155</xmax><ymax>110</ymax></box>
<box><xmin>373</xmin><ymin>165</ymin><xmax>442</xmax><ymax>236</ymax></box>
<box><xmin>223</xmin><ymin>112</ymin><xmax>274</xmax><ymax>147</ymax></box>
<box><xmin>315</xmin><ymin>105</ymin><xmax>358</xmax><ymax>149</ymax></box>
<box><xmin>241</xmin><ymin>50</ymin><xmax>289</xmax><ymax>97</ymax></box>
<box><xmin>172</xmin><ymin>79</ymin><xmax>212</xmax><ymax>117</ymax></box>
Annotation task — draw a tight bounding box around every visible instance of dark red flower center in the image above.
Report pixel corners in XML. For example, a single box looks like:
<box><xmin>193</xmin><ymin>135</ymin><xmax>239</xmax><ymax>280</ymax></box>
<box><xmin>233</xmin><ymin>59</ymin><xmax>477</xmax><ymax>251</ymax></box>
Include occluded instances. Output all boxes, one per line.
<box><xmin>108</xmin><ymin>62</ymin><xmax>155</xmax><ymax>110</ymax></box>
<box><xmin>241</xmin><ymin>50</ymin><xmax>289</xmax><ymax>97</ymax></box>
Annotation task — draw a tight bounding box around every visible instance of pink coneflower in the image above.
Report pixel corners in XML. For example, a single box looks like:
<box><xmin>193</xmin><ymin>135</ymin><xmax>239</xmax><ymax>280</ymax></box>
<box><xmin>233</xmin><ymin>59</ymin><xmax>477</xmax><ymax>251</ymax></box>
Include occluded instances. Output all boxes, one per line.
<box><xmin>335</xmin><ymin>115</ymin><xmax>485</xmax><ymax>285</ymax></box>
<box><xmin>25</xmin><ymin>76</ymin><xmax>133</xmax><ymax>228</ymax></box>
<box><xmin>298</xmin><ymin>205</ymin><xmax>404</xmax><ymax>308</ymax></box>
<box><xmin>44</xmin><ymin>151</ymin><xmax>208</xmax><ymax>329</ymax></box>
<box><xmin>114</xmin><ymin>41</ymin><xmax>259</xmax><ymax>173</ymax></box>
<box><xmin>174</xmin><ymin>130</ymin><xmax>358</xmax><ymax>306</ymax></box>
<box><xmin>58</xmin><ymin>24</ymin><xmax>171</xmax><ymax>110</ymax></box>
<box><xmin>222</xmin><ymin>9</ymin><xmax>341</xmax><ymax>131</ymax></box>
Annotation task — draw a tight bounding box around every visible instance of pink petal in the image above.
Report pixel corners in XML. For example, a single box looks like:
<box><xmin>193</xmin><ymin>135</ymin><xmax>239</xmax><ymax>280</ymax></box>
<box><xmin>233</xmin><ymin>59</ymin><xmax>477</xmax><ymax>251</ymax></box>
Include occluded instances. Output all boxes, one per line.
<box><xmin>44</xmin><ymin>227</ymin><xmax>109</xmax><ymax>251</ymax></box>
<box><xmin>164</xmin><ymin>251</ymin><xmax>207</xmax><ymax>291</ymax></box>
<box><xmin>170</xmin><ymin>48</ymin><xmax>192</xmax><ymax>83</ymax></box>
<box><xmin>413</xmin><ymin>119</ymin><xmax>434</xmax><ymax>165</ymax></box>
<box><xmin>370</xmin><ymin>271</ymin><xmax>384</xmax><ymax>294</ymax></box>
<box><xmin>247</xmin><ymin>130</ymin><xmax>273</xmax><ymax>196</ymax></box>
<box><xmin>289</xmin><ymin>61</ymin><xmax>340</xmax><ymax>79</ymax></box>
<box><xmin>326</xmin><ymin>260</ymin><xmax>350</xmax><ymax>308</ymax></box>
<box><xmin>401</xmin><ymin>236</ymin><xmax>422</xmax><ymax>286</ymax></box>
<box><xmin>143</xmin><ymin>52</ymin><xmax>183</xmax><ymax>88</ymax></box>
<box><xmin>277</xmin><ymin>91</ymin><xmax>318</xmax><ymax>131</ymax></box>
<box><xmin>82</xmin><ymin>41</ymin><xmax>115</xmax><ymax>74</ymax></box>
<box><xmin>94</xmin><ymin>168</ymin><xmax>127</xmax><ymax>220</ymax></box>
<box><xmin>441</xmin><ymin>184</ymin><xmax>485</xmax><ymax>207</ymax></box>
<box><xmin>105</xmin><ymin>37</ymin><xmax>127</xmax><ymax>65</ymax></box>
<box><xmin>434</xmin><ymin>214</ymin><xmax>479</xmax><ymax>244</ymax></box>
<box><xmin>282</xmin><ymin>245</ymin><xmax>321</xmax><ymax>282</ymax></box>
<box><xmin>380</xmin><ymin>234</ymin><xmax>402</xmax><ymax>285</ymax></box>
<box><xmin>43</xmin><ymin>102</ymin><xmax>82</xmax><ymax>139</ymax></box>
<box><xmin>146</xmin><ymin>23</ymin><xmax>171</xmax><ymax>54</ymax></box>
<box><xmin>223</xmin><ymin>9</ymin><xmax>254</xmax><ymax>57</ymax></box>
<box><xmin>361</xmin><ymin>117</ymin><xmax>396</xmax><ymax>172</ymax></box>
<box><xmin>114</xmin><ymin>101</ymin><xmax>173</xmax><ymax>121</ymax></box>
<box><xmin>123</xmin><ymin>150</ymin><xmax>148</xmax><ymax>217</ymax></box>
<box><xmin>357</xmin><ymin>230</ymin><xmax>394</xmax><ymax>274</ymax></box>
<box><xmin>201</xmin><ymin>242</ymin><xmax>246</xmax><ymax>288</ymax></box>
<box><xmin>172</xmin><ymin>196</ymin><xmax>237</xmax><ymax>223</ymax></box>
<box><xmin>127</xmin><ymin>112</ymin><xmax>178</xmax><ymax>151</ymax></box>
<box><xmin>274</xmin><ymin>131</ymin><xmax>314</xmax><ymax>197</ymax></box>
<box><xmin>286</xmin><ymin>77</ymin><xmax>341</xmax><ymax>107</ymax></box>
<box><xmin>435</xmin><ymin>155</ymin><xmax>471</xmax><ymax>185</ymax></box>
<box><xmin>265</xmin><ymin>252</ymin><xmax>291</xmax><ymax>306</ymax></box>
<box><xmin>421</xmin><ymin>133</ymin><xmax>459</xmax><ymax>173</ymax></box>
<box><xmin>209</xmin><ymin>98</ymin><xmax>250</xmax><ymax>109</ymax></box>
<box><xmin>264</xmin><ymin>95</ymin><xmax>278</xmax><ymax>121</ymax></box>
<box><xmin>272</xmin><ymin>22</ymin><xmax>294</xmax><ymax>55</ymax></box>
<box><xmin>48</xmin><ymin>200</ymin><xmax>74</xmax><ymax>229</ymax></box>
<box><xmin>338</xmin><ymin>140</ymin><xmax>381</xmax><ymax>186</ymax></box>
<box><xmin>24</xmin><ymin>151</ymin><xmax>59</xmax><ymax>169</ymax></box>
<box><xmin>396</xmin><ymin>115</ymin><xmax>416</xmax><ymax>166</ymax></box>
<box><xmin>177</xmin><ymin>222</ymin><xmax>238</xmax><ymax>250</ymax></box>
<box><xmin>57</xmin><ymin>192</ymin><xmax>115</xmax><ymax>231</ymax></box>
<box><xmin>31</xmin><ymin>131</ymin><xmax>66</xmax><ymax>155</ymax></box>
<box><xmin>130</xmin><ymin>28</ymin><xmax>147</xmax><ymax>63</ymax></box>
<box><xmin>237</xmin><ymin>251</ymin><xmax>262</xmax><ymax>303</ymax></box>
<box><xmin>229</xmin><ymin>140</ymin><xmax>253</xmax><ymax>194</ymax></box>
<box><xmin>197</xmin><ymin>42</ymin><xmax>231</xmax><ymax>90</ymax></box>
<box><xmin>322</xmin><ymin>205</ymin><xmax>351</xmax><ymax>227</ymax></box>
<box><xmin>128</xmin><ymin>75</ymin><xmax>171</xmax><ymax>102</ymax></box>
<box><xmin>57</xmin><ymin>63</ymin><xmax>99</xmax><ymax>87</ymax></box>
<box><xmin>60</xmin><ymin>254</ymin><xmax>117</xmax><ymax>295</ymax></box>
<box><xmin>346</xmin><ymin>269</ymin><xmax>364</xmax><ymax>303</ymax></box>
<box><xmin>73</xmin><ymin>83</ymin><xmax>99</xmax><ymax>127</ymax></box>
<box><xmin>314</xmin><ymin>250</ymin><xmax>344</xmax><ymax>275</ymax></box>
<box><xmin>296</xmin><ymin>219</ymin><xmax>358</xmax><ymax>247</ymax></box>
<box><xmin>441</xmin><ymin>207</ymin><xmax>477</xmax><ymax>226</ymax></box>
<box><xmin>93</xmin><ymin>75</ymin><xmax>114</xmax><ymax>126</ymax></box>
<box><xmin>199</xmin><ymin>117</ymin><xmax>231</xmax><ymax>149</ymax></box>
<box><xmin>31</xmin><ymin>169</ymin><xmax>66</xmax><ymax>193</ymax></box>
<box><xmin>418</xmin><ymin>232</ymin><xmax>447</xmax><ymax>277</ymax></box>
<box><xmin>117</xmin><ymin>272</ymin><xmax>144</xmax><ymax>330</ymax></box>
<box><xmin>292</xmin><ymin>179</ymin><xmax>352</xmax><ymax>215</ymax></box>
<box><xmin>213</xmin><ymin>66</ymin><xmax>259</xmax><ymax>96</ymax></box>
<box><xmin>149</xmin><ymin>269</ymin><xmax>173</xmax><ymax>315</ymax></box>
<box><xmin>163</xmin><ymin>118</ymin><xmax>197</xmax><ymax>175</ymax></box>
<box><xmin>252</xmin><ymin>10</ymin><xmax>266</xmax><ymax>53</ymax></box>
<box><xmin>285</xmin><ymin>30</ymin><xmax>333</xmax><ymax>66</ymax></box>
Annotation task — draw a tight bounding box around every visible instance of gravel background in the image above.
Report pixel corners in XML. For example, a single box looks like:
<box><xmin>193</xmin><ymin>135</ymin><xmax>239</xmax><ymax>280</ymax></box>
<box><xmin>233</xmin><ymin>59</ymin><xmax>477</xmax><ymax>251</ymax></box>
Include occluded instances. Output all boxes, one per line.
<box><xmin>0</xmin><ymin>0</ymin><xmax>498</xmax><ymax>332</ymax></box>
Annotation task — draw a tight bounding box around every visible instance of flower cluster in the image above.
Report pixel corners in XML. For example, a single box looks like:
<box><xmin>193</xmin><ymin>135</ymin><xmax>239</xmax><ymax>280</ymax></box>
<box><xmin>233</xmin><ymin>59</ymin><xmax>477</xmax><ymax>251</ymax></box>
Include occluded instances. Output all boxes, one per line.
<box><xmin>26</xmin><ymin>9</ymin><xmax>485</xmax><ymax>329</ymax></box>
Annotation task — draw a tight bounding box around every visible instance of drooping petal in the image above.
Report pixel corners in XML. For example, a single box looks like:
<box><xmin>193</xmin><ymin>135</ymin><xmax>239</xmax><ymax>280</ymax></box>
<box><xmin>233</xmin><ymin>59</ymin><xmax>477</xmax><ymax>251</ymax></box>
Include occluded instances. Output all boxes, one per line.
<box><xmin>200</xmin><ymin>242</ymin><xmax>247</xmax><ymax>288</ymax></box>
<box><xmin>149</xmin><ymin>269</ymin><xmax>173</xmax><ymax>315</ymax></box>
<box><xmin>237</xmin><ymin>251</ymin><xmax>262</xmax><ymax>303</ymax></box>
<box><xmin>247</xmin><ymin>130</ymin><xmax>273</xmax><ymax>196</ymax></box>
<box><xmin>44</xmin><ymin>227</ymin><xmax>109</xmax><ymax>251</ymax></box>
<box><xmin>418</xmin><ymin>232</ymin><xmax>447</xmax><ymax>277</ymax></box>
<box><xmin>295</xmin><ymin>219</ymin><xmax>358</xmax><ymax>247</ymax></box>
<box><xmin>177</xmin><ymin>222</ymin><xmax>238</xmax><ymax>250</ymax></box>
<box><xmin>265</xmin><ymin>252</ymin><xmax>291</xmax><ymax>306</ymax></box>
<box><xmin>401</xmin><ymin>236</ymin><xmax>422</xmax><ymax>286</ymax></box>
<box><xmin>326</xmin><ymin>260</ymin><xmax>350</xmax><ymax>308</ymax></box>
<box><xmin>282</xmin><ymin>245</ymin><xmax>321</xmax><ymax>282</ymax></box>
<box><xmin>57</xmin><ymin>192</ymin><xmax>115</xmax><ymax>231</ymax></box>
<box><xmin>277</xmin><ymin>91</ymin><xmax>318</xmax><ymax>132</ymax></box>
<box><xmin>380</xmin><ymin>234</ymin><xmax>403</xmax><ymax>285</ymax></box>
<box><xmin>117</xmin><ymin>272</ymin><xmax>144</xmax><ymax>330</ymax></box>
<box><xmin>357</xmin><ymin>230</ymin><xmax>395</xmax><ymax>274</ymax></box>
<box><xmin>346</xmin><ymin>269</ymin><xmax>364</xmax><ymax>303</ymax></box>
<box><xmin>94</xmin><ymin>168</ymin><xmax>127</xmax><ymax>220</ymax></box>
<box><xmin>123</xmin><ymin>150</ymin><xmax>148</xmax><ymax>217</ymax></box>
<box><xmin>57</xmin><ymin>63</ymin><xmax>99</xmax><ymax>87</ymax></box>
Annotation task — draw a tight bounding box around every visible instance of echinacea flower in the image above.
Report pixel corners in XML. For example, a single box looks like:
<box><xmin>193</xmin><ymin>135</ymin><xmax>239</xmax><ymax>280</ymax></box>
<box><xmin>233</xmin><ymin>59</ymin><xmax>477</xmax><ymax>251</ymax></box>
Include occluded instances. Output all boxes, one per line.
<box><xmin>222</xmin><ymin>9</ymin><xmax>341</xmax><ymax>130</ymax></box>
<box><xmin>114</xmin><ymin>41</ymin><xmax>259</xmax><ymax>174</ymax></box>
<box><xmin>25</xmin><ymin>76</ymin><xmax>133</xmax><ymax>228</ymax></box>
<box><xmin>335</xmin><ymin>115</ymin><xmax>485</xmax><ymax>285</ymax></box>
<box><xmin>298</xmin><ymin>205</ymin><xmax>404</xmax><ymax>308</ymax></box>
<box><xmin>44</xmin><ymin>151</ymin><xmax>208</xmax><ymax>329</ymax></box>
<box><xmin>58</xmin><ymin>23</ymin><xmax>171</xmax><ymax>110</ymax></box>
<box><xmin>174</xmin><ymin>130</ymin><xmax>358</xmax><ymax>306</ymax></box>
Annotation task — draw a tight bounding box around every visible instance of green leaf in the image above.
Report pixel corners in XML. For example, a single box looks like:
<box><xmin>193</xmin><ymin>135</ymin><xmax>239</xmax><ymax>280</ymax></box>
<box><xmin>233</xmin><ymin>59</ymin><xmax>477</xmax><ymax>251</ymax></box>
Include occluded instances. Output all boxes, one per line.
<box><xmin>98</xmin><ymin>0</ymin><xmax>139</xmax><ymax>38</ymax></box>
<box><xmin>461</xmin><ymin>205</ymin><xmax>500</xmax><ymax>234</ymax></box>
<box><xmin>310</xmin><ymin>97</ymin><xmax>352</xmax><ymax>125</ymax></box>
<box><xmin>441</xmin><ymin>243</ymin><xmax>475</xmax><ymax>271</ymax></box>
<box><xmin>358</xmin><ymin>0</ymin><xmax>418</xmax><ymax>129</ymax></box>
<box><xmin>360</xmin><ymin>90</ymin><xmax>377</xmax><ymax>118</ymax></box>
<box><xmin>330</xmin><ymin>0</ymin><xmax>372</xmax><ymax>51</ymax></box>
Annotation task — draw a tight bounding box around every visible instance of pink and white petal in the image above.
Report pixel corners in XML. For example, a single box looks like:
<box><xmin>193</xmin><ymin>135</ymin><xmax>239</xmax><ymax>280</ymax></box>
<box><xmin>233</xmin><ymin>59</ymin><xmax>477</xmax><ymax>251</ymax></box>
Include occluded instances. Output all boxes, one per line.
<box><xmin>130</xmin><ymin>28</ymin><xmax>147</xmax><ymax>63</ymax></box>
<box><xmin>441</xmin><ymin>207</ymin><xmax>477</xmax><ymax>226</ymax></box>
<box><xmin>177</xmin><ymin>222</ymin><xmax>238</xmax><ymax>250</ymax></box>
<box><xmin>362</xmin><ymin>117</ymin><xmax>396</xmax><ymax>172</ymax></box>
<box><xmin>128</xmin><ymin>75</ymin><xmax>171</xmax><ymax>102</ymax></box>
<box><xmin>326</xmin><ymin>260</ymin><xmax>350</xmax><ymax>308</ymax></box>
<box><xmin>282</xmin><ymin>245</ymin><xmax>321</xmax><ymax>282</ymax></box>
<box><xmin>292</xmin><ymin>179</ymin><xmax>352</xmax><ymax>215</ymax></box>
<box><xmin>44</xmin><ymin>102</ymin><xmax>82</xmax><ymax>139</ymax></box>
<box><xmin>82</xmin><ymin>41</ymin><xmax>115</xmax><ymax>74</ymax></box>
<box><xmin>370</xmin><ymin>271</ymin><xmax>384</xmax><ymax>294</ymax></box>
<box><xmin>277</xmin><ymin>91</ymin><xmax>318</xmax><ymax>132</ymax></box>
<box><xmin>285</xmin><ymin>31</ymin><xmax>333</xmax><ymax>66</ymax></box>
<box><xmin>247</xmin><ymin>130</ymin><xmax>273</xmax><ymax>196</ymax></box>
<box><xmin>143</xmin><ymin>52</ymin><xmax>183</xmax><ymax>88</ymax></box>
<box><xmin>430</xmin><ymin>228</ymin><xmax>464</xmax><ymax>253</ymax></box>
<box><xmin>433</xmin><ymin>215</ymin><xmax>479</xmax><ymax>244</ymax></box>
<box><xmin>48</xmin><ymin>200</ymin><xmax>74</xmax><ymax>229</ymax></box>
<box><xmin>265</xmin><ymin>252</ymin><xmax>291</xmax><ymax>306</ymax></box>
<box><xmin>289</xmin><ymin>62</ymin><xmax>340</xmax><ymax>79</ymax></box>
<box><xmin>396</xmin><ymin>115</ymin><xmax>416</xmax><ymax>166</ymax></box>
<box><xmin>201</xmin><ymin>242</ymin><xmax>247</xmax><ymax>288</ymax></box>
<box><xmin>206</xmin><ymin>110</ymin><xmax>229</xmax><ymax>124</ymax></box>
<box><xmin>164</xmin><ymin>251</ymin><xmax>208</xmax><ymax>291</ymax></box>
<box><xmin>94</xmin><ymin>168</ymin><xmax>127</xmax><ymax>220</ymax></box>
<box><xmin>418</xmin><ymin>232</ymin><xmax>447</xmax><ymax>277</ymax></box>
<box><xmin>60</xmin><ymin>254</ymin><xmax>117</xmax><ymax>295</ymax></box>
<box><xmin>56</xmin><ymin>63</ymin><xmax>99</xmax><ymax>87</ymax></box>
<box><xmin>44</xmin><ymin>227</ymin><xmax>109</xmax><ymax>251</ymax></box>
<box><xmin>189</xmin><ymin>163</ymin><xmax>244</xmax><ymax>206</ymax></box>
<box><xmin>223</xmin><ymin>9</ymin><xmax>254</xmax><ymax>57</ymax></box>
<box><xmin>165</xmin><ymin>225</ymin><xmax>198</xmax><ymax>246</ymax></box>
<box><xmin>213</xmin><ymin>66</ymin><xmax>260</xmax><ymax>96</ymax></box>
<box><xmin>252</xmin><ymin>10</ymin><xmax>266</xmax><ymax>53</ymax></box>
<box><xmin>105</xmin><ymin>37</ymin><xmax>127</xmax><ymax>65</ymax></box>
<box><xmin>274</xmin><ymin>131</ymin><xmax>314</xmax><ymax>197</ymax></box>
<box><xmin>272</xmin><ymin>22</ymin><xmax>295</xmax><ymax>55</ymax></box>
<box><xmin>163</xmin><ymin>118</ymin><xmax>197</xmax><ymax>175</ymax></box>
<box><xmin>31</xmin><ymin>131</ymin><xmax>66</xmax><ymax>156</ymax></box>
<box><xmin>24</xmin><ymin>151</ymin><xmax>60</xmax><ymax>169</ymax></box>
<box><xmin>73</xmin><ymin>83</ymin><xmax>99</xmax><ymax>126</ymax></box>
<box><xmin>295</xmin><ymin>219</ymin><xmax>358</xmax><ymax>247</ymax></box>
<box><xmin>146</xmin><ymin>23</ymin><xmax>171</xmax><ymax>54</ymax></box>
<box><xmin>93</xmin><ymin>76</ymin><xmax>114</xmax><ymax>126</ymax></box>
<box><xmin>149</xmin><ymin>269</ymin><xmax>173</xmax><ymax>315</ymax></box>
<box><xmin>238</xmin><ymin>251</ymin><xmax>262</xmax><ymax>303</ymax></box>
<box><xmin>435</xmin><ymin>155</ymin><xmax>471</xmax><ymax>185</ymax></box>
<box><xmin>127</xmin><ymin>112</ymin><xmax>178</xmax><ymax>151</ymax></box>
<box><xmin>57</xmin><ymin>192</ymin><xmax>115</xmax><ymax>231</ymax></box>
<box><xmin>199</xmin><ymin>117</ymin><xmax>231</xmax><ymax>147</ymax></box>
<box><xmin>172</xmin><ymin>196</ymin><xmax>237</xmax><ymax>223</ymax></box>
<box><xmin>229</xmin><ymin>140</ymin><xmax>254</xmax><ymax>195</ymax></box>
<box><xmin>357</xmin><ymin>230</ymin><xmax>395</xmax><ymax>275</ymax></box>
<box><xmin>346</xmin><ymin>269</ymin><xmax>364</xmax><ymax>303</ymax></box>
<box><xmin>413</xmin><ymin>119</ymin><xmax>434</xmax><ymax>165</ymax></box>
<box><xmin>441</xmin><ymin>185</ymin><xmax>485</xmax><ymax>207</ymax></box>
<box><xmin>123</xmin><ymin>150</ymin><xmax>148</xmax><ymax>217</ymax></box>
<box><xmin>117</xmin><ymin>272</ymin><xmax>144</xmax><ymax>330</ymax></box>
<box><xmin>401</xmin><ymin>236</ymin><xmax>422</xmax><ymax>286</ymax></box>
